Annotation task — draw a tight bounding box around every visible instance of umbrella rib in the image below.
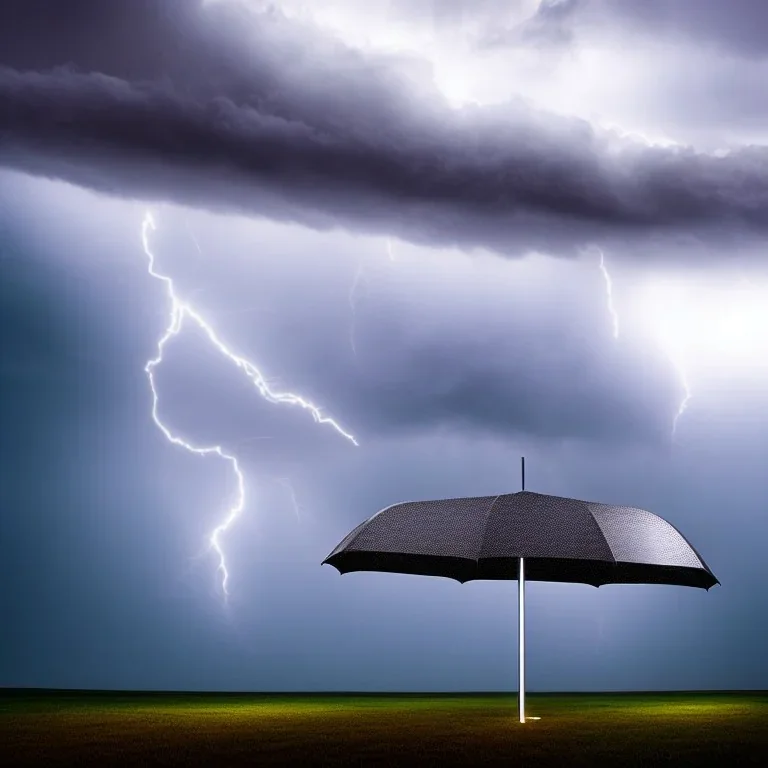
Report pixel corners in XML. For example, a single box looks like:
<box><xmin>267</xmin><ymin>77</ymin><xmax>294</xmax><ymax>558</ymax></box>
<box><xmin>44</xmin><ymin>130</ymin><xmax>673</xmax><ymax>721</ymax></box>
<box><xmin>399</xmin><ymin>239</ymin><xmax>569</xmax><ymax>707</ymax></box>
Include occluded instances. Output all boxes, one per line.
<box><xmin>342</xmin><ymin>505</ymin><xmax>392</xmax><ymax>555</ymax></box>
<box><xmin>475</xmin><ymin>494</ymin><xmax>503</xmax><ymax>572</ymax></box>
<box><xmin>660</xmin><ymin>518</ymin><xmax>719</xmax><ymax>583</ymax></box>
<box><xmin>586</xmin><ymin>505</ymin><xmax>618</xmax><ymax>567</ymax></box>
<box><xmin>322</xmin><ymin>505</ymin><xmax>393</xmax><ymax>563</ymax></box>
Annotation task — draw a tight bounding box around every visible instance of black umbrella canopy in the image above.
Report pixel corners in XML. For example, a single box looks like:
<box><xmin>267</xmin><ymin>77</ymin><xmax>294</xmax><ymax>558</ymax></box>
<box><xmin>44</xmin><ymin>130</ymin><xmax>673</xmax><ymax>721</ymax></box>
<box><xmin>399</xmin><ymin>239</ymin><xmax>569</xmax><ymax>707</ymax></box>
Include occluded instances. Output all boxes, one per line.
<box><xmin>323</xmin><ymin>490</ymin><xmax>719</xmax><ymax>590</ymax></box>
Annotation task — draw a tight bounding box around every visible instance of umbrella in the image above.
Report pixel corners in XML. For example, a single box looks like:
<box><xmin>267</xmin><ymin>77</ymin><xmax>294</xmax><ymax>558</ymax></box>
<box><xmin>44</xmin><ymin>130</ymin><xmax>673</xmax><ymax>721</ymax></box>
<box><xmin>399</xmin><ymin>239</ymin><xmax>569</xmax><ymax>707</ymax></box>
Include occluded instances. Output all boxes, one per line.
<box><xmin>322</xmin><ymin>458</ymin><xmax>719</xmax><ymax>723</ymax></box>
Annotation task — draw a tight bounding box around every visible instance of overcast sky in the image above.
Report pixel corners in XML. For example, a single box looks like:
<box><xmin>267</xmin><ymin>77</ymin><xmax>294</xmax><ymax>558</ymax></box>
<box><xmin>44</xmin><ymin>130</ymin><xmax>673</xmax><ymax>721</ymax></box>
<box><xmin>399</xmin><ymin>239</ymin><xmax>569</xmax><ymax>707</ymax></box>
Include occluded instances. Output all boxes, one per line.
<box><xmin>1</xmin><ymin>0</ymin><xmax>767</xmax><ymax>693</ymax></box>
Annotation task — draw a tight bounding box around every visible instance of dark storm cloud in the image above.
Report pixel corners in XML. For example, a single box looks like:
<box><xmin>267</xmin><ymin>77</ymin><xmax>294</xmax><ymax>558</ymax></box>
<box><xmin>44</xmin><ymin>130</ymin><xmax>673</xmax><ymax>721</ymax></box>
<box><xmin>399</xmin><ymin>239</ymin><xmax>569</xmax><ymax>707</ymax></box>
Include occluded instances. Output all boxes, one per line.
<box><xmin>1</xmin><ymin>1</ymin><xmax>768</xmax><ymax>264</ymax></box>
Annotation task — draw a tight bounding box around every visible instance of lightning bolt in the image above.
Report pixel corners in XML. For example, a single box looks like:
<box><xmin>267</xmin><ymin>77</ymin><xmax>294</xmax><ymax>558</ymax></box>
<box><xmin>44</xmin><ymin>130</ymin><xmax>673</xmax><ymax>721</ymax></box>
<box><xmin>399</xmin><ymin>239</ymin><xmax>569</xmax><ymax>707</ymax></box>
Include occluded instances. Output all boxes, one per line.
<box><xmin>597</xmin><ymin>247</ymin><xmax>619</xmax><ymax>339</ymax></box>
<box><xmin>595</xmin><ymin>247</ymin><xmax>691</xmax><ymax>437</ymax></box>
<box><xmin>141</xmin><ymin>211</ymin><xmax>357</xmax><ymax>598</ymax></box>
<box><xmin>670</xmin><ymin>359</ymin><xmax>691</xmax><ymax>438</ymax></box>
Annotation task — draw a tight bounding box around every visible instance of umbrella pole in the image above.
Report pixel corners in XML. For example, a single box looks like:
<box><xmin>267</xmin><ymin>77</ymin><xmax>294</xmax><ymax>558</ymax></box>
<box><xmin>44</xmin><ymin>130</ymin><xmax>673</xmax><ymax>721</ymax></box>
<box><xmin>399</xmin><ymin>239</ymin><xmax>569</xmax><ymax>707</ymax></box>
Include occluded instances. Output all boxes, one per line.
<box><xmin>519</xmin><ymin>555</ymin><xmax>525</xmax><ymax>723</ymax></box>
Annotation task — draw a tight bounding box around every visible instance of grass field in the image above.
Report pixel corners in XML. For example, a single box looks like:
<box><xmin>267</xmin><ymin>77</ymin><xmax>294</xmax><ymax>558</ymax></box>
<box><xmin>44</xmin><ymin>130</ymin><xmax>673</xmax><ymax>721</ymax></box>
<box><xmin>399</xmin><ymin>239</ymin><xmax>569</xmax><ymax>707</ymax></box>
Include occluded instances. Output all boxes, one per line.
<box><xmin>2</xmin><ymin>689</ymin><xmax>767</xmax><ymax>766</ymax></box>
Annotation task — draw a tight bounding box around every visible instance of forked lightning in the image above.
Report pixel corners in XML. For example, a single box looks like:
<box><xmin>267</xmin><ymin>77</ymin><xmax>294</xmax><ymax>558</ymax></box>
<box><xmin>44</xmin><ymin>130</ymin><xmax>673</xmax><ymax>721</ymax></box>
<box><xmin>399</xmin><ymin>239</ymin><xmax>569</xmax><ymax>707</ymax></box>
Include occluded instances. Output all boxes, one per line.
<box><xmin>141</xmin><ymin>211</ymin><xmax>356</xmax><ymax>597</ymax></box>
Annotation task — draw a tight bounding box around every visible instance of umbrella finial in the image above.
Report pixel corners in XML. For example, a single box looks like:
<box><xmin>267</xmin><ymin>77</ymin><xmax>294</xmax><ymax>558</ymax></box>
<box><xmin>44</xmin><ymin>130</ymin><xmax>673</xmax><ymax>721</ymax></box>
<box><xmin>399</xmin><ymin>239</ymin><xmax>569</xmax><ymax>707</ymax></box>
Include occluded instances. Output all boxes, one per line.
<box><xmin>521</xmin><ymin>456</ymin><xmax>525</xmax><ymax>491</ymax></box>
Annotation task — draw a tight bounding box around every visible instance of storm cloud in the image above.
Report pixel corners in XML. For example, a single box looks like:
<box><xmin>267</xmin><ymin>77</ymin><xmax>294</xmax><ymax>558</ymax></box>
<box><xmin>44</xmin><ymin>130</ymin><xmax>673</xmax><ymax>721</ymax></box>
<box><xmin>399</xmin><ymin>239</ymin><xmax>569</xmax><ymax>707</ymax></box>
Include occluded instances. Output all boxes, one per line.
<box><xmin>2</xmin><ymin>0</ymin><xmax>768</xmax><ymax>263</ymax></box>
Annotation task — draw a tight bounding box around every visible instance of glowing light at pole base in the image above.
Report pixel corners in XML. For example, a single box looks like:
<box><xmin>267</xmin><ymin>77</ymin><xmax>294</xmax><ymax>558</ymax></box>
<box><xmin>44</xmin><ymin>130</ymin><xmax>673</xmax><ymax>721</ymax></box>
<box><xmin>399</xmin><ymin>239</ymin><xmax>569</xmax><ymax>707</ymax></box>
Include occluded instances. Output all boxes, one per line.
<box><xmin>141</xmin><ymin>211</ymin><xmax>357</xmax><ymax>597</ymax></box>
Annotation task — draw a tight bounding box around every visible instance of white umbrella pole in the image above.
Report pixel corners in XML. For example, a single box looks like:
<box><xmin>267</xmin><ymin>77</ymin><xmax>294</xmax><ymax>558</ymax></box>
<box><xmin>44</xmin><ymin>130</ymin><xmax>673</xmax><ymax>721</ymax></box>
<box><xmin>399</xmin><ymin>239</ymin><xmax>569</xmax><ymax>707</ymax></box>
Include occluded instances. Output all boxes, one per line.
<box><xmin>519</xmin><ymin>555</ymin><xmax>526</xmax><ymax>723</ymax></box>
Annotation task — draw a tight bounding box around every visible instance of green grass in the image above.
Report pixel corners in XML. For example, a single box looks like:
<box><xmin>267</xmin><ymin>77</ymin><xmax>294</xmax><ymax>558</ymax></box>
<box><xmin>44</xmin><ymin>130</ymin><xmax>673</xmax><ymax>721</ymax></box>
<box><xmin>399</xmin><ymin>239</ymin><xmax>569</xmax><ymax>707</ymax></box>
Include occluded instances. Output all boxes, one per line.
<box><xmin>2</xmin><ymin>690</ymin><xmax>767</xmax><ymax>766</ymax></box>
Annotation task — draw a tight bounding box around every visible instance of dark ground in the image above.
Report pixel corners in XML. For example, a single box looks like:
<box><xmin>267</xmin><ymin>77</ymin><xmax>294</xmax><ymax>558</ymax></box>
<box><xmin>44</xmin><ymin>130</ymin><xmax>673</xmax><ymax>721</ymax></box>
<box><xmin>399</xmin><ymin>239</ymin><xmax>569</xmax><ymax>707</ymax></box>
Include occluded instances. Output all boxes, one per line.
<box><xmin>1</xmin><ymin>690</ymin><xmax>767</xmax><ymax>766</ymax></box>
